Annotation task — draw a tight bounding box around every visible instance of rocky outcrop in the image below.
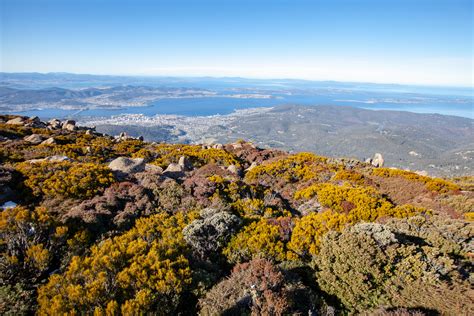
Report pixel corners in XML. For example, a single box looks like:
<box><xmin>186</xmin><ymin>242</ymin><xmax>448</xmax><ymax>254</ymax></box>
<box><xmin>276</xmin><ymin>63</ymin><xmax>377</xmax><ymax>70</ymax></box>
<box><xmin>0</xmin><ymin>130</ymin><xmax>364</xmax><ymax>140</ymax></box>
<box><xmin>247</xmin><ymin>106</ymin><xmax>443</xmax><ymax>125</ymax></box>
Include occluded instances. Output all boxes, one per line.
<box><xmin>163</xmin><ymin>162</ymin><xmax>187</xmax><ymax>179</ymax></box>
<box><xmin>114</xmin><ymin>131</ymin><xmax>144</xmax><ymax>142</ymax></box>
<box><xmin>108</xmin><ymin>157</ymin><xmax>145</xmax><ymax>174</ymax></box>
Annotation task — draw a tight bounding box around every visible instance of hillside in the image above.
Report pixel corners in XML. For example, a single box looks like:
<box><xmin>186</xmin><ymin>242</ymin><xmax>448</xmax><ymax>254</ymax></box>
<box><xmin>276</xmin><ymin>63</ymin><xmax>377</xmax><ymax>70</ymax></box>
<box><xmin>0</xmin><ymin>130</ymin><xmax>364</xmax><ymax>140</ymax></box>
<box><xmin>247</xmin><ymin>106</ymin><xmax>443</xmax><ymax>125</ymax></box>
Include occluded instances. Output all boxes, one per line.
<box><xmin>89</xmin><ymin>105</ymin><xmax>474</xmax><ymax>177</ymax></box>
<box><xmin>0</xmin><ymin>115</ymin><xmax>473</xmax><ymax>315</ymax></box>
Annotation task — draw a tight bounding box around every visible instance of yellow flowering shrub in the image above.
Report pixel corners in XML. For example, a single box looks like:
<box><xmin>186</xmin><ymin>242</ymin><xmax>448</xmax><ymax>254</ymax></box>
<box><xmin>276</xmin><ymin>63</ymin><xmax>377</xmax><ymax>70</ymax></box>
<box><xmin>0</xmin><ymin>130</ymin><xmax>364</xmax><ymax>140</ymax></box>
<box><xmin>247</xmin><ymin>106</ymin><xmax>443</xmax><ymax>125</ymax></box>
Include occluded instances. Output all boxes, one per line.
<box><xmin>464</xmin><ymin>212</ymin><xmax>474</xmax><ymax>221</ymax></box>
<box><xmin>288</xmin><ymin>210</ymin><xmax>349</xmax><ymax>258</ymax></box>
<box><xmin>37</xmin><ymin>212</ymin><xmax>194</xmax><ymax>315</ymax></box>
<box><xmin>16</xmin><ymin>161</ymin><xmax>115</xmax><ymax>199</ymax></box>
<box><xmin>245</xmin><ymin>152</ymin><xmax>331</xmax><ymax>183</ymax></box>
<box><xmin>113</xmin><ymin>139</ymin><xmax>145</xmax><ymax>156</ymax></box>
<box><xmin>385</xmin><ymin>204</ymin><xmax>431</xmax><ymax>218</ymax></box>
<box><xmin>372</xmin><ymin>168</ymin><xmax>460</xmax><ymax>193</ymax></box>
<box><xmin>42</xmin><ymin>163</ymin><xmax>115</xmax><ymax>199</ymax></box>
<box><xmin>25</xmin><ymin>244</ymin><xmax>50</xmax><ymax>271</ymax></box>
<box><xmin>223</xmin><ymin>218</ymin><xmax>296</xmax><ymax>263</ymax></box>
<box><xmin>333</xmin><ymin>169</ymin><xmax>366</xmax><ymax>185</ymax></box>
<box><xmin>143</xmin><ymin>143</ymin><xmax>240</xmax><ymax>167</ymax></box>
<box><xmin>0</xmin><ymin>206</ymin><xmax>65</xmax><ymax>284</ymax></box>
<box><xmin>231</xmin><ymin>198</ymin><xmax>290</xmax><ymax>219</ymax></box>
<box><xmin>295</xmin><ymin>183</ymin><xmax>394</xmax><ymax>222</ymax></box>
<box><xmin>291</xmin><ymin>184</ymin><xmax>429</xmax><ymax>257</ymax></box>
<box><xmin>208</xmin><ymin>174</ymin><xmax>244</xmax><ymax>202</ymax></box>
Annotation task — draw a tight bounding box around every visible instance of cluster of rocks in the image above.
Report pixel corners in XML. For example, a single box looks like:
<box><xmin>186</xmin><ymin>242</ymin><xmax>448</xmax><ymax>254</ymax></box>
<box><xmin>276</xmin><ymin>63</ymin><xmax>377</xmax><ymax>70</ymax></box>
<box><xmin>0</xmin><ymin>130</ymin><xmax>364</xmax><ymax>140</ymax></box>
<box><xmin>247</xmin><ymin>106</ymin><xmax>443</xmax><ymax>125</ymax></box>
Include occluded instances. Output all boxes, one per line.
<box><xmin>328</xmin><ymin>157</ymin><xmax>365</xmax><ymax>169</ymax></box>
<box><xmin>5</xmin><ymin>116</ymin><xmax>44</xmax><ymax>128</ymax></box>
<box><xmin>3</xmin><ymin>116</ymin><xmax>147</xmax><ymax>145</ymax></box>
<box><xmin>4</xmin><ymin>116</ymin><xmax>100</xmax><ymax>140</ymax></box>
<box><xmin>48</xmin><ymin>119</ymin><xmax>78</xmax><ymax>131</ymax></box>
<box><xmin>201</xmin><ymin>143</ymin><xmax>224</xmax><ymax>150</ymax></box>
<box><xmin>4</xmin><ymin>115</ymin><xmax>86</xmax><ymax>132</ymax></box>
<box><xmin>22</xmin><ymin>134</ymin><xmax>58</xmax><ymax>145</ymax></box>
<box><xmin>107</xmin><ymin>153</ymin><xmax>251</xmax><ymax>182</ymax></box>
<box><xmin>114</xmin><ymin>132</ymin><xmax>144</xmax><ymax>142</ymax></box>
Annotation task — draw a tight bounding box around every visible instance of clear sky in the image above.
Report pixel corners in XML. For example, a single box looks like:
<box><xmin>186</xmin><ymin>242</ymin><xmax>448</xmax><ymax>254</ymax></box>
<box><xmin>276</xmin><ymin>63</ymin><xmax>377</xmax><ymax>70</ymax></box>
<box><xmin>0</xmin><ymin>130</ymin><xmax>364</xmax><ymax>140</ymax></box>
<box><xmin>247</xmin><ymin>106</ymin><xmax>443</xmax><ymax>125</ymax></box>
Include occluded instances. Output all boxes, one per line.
<box><xmin>1</xmin><ymin>0</ymin><xmax>472</xmax><ymax>86</ymax></box>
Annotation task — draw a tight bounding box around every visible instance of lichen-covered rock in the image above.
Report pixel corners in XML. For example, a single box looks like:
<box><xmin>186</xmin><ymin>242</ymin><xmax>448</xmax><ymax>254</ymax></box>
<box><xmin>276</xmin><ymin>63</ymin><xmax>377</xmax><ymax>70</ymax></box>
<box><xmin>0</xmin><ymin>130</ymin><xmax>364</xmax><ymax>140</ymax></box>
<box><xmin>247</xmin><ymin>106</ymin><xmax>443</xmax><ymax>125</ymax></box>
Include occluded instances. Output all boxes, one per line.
<box><xmin>226</xmin><ymin>164</ymin><xmax>240</xmax><ymax>175</ymax></box>
<box><xmin>183</xmin><ymin>211</ymin><xmax>241</xmax><ymax>257</ymax></box>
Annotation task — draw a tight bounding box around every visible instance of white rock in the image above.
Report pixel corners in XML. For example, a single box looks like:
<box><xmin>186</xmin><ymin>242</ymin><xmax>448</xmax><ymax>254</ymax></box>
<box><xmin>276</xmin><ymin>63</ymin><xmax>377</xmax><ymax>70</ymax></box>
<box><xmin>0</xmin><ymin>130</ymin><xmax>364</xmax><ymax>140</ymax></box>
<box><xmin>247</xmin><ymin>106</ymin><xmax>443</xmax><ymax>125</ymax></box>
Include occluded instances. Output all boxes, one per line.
<box><xmin>24</xmin><ymin>134</ymin><xmax>44</xmax><ymax>144</ymax></box>
<box><xmin>164</xmin><ymin>163</ymin><xmax>184</xmax><ymax>173</ymax></box>
<box><xmin>6</xmin><ymin>117</ymin><xmax>25</xmax><ymax>125</ymax></box>
<box><xmin>62</xmin><ymin>120</ymin><xmax>76</xmax><ymax>131</ymax></box>
<box><xmin>41</xmin><ymin>137</ymin><xmax>56</xmax><ymax>145</ymax></box>
<box><xmin>227</xmin><ymin>164</ymin><xmax>240</xmax><ymax>175</ymax></box>
<box><xmin>371</xmin><ymin>153</ymin><xmax>384</xmax><ymax>168</ymax></box>
<box><xmin>178</xmin><ymin>156</ymin><xmax>192</xmax><ymax>171</ymax></box>
<box><xmin>245</xmin><ymin>161</ymin><xmax>258</xmax><ymax>172</ymax></box>
<box><xmin>48</xmin><ymin>119</ymin><xmax>62</xmax><ymax>129</ymax></box>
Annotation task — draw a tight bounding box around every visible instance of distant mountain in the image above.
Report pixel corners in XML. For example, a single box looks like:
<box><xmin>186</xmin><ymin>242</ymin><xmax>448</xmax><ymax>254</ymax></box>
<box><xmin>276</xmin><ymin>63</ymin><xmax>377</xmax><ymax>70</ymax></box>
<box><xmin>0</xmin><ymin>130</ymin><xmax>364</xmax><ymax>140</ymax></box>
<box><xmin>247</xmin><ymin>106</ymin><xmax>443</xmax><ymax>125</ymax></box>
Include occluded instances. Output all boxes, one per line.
<box><xmin>0</xmin><ymin>87</ymin><xmax>104</xmax><ymax>104</ymax></box>
<box><xmin>0</xmin><ymin>85</ymin><xmax>215</xmax><ymax>110</ymax></box>
<box><xmin>1</xmin><ymin>72</ymin><xmax>472</xmax><ymax>96</ymax></box>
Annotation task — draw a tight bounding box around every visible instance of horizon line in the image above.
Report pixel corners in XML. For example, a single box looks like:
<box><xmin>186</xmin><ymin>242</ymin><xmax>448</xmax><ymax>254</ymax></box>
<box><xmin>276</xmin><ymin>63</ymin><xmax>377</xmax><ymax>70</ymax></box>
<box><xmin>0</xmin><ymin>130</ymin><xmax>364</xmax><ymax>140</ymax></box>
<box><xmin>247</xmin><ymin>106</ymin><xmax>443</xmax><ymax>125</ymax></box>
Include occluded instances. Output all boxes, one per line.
<box><xmin>1</xmin><ymin>70</ymin><xmax>473</xmax><ymax>90</ymax></box>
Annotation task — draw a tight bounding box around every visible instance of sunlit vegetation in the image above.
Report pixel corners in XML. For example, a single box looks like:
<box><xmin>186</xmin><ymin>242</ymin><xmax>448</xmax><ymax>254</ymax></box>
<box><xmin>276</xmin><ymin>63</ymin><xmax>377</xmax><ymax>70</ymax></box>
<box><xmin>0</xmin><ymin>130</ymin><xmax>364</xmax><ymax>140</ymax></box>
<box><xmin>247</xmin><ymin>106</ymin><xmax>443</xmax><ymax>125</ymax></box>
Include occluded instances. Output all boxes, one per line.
<box><xmin>332</xmin><ymin>169</ymin><xmax>367</xmax><ymax>185</ymax></box>
<box><xmin>290</xmin><ymin>183</ymin><xmax>429</xmax><ymax>257</ymax></box>
<box><xmin>16</xmin><ymin>161</ymin><xmax>115</xmax><ymax>199</ymax></box>
<box><xmin>1</xmin><ymin>116</ymin><xmax>472</xmax><ymax>314</ymax></box>
<box><xmin>223</xmin><ymin>217</ymin><xmax>296</xmax><ymax>263</ymax></box>
<box><xmin>372</xmin><ymin>168</ymin><xmax>460</xmax><ymax>193</ymax></box>
<box><xmin>136</xmin><ymin>143</ymin><xmax>241</xmax><ymax>167</ymax></box>
<box><xmin>37</xmin><ymin>213</ymin><xmax>194</xmax><ymax>315</ymax></box>
<box><xmin>245</xmin><ymin>152</ymin><xmax>334</xmax><ymax>183</ymax></box>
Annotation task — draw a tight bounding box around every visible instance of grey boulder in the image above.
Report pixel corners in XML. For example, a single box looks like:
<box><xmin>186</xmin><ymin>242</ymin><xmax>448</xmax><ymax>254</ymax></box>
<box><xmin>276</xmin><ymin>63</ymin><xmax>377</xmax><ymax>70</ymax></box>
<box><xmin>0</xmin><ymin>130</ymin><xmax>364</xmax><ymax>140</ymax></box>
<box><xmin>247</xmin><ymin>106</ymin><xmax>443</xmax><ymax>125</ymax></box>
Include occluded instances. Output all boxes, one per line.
<box><xmin>108</xmin><ymin>157</ymin><xmax>145</xmax><ymax>174</ymax></box>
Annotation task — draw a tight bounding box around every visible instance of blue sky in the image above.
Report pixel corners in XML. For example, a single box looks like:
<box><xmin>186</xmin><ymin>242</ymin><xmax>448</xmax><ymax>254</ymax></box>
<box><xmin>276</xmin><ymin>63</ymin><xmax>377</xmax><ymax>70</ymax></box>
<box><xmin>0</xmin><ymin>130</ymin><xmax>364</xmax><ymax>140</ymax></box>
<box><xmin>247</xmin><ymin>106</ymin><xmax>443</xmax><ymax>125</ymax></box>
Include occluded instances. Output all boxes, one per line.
<box><xmin>1</xmin><ymin>0</ymin><xmax>472</xmax><ymax>86</ymax></box>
